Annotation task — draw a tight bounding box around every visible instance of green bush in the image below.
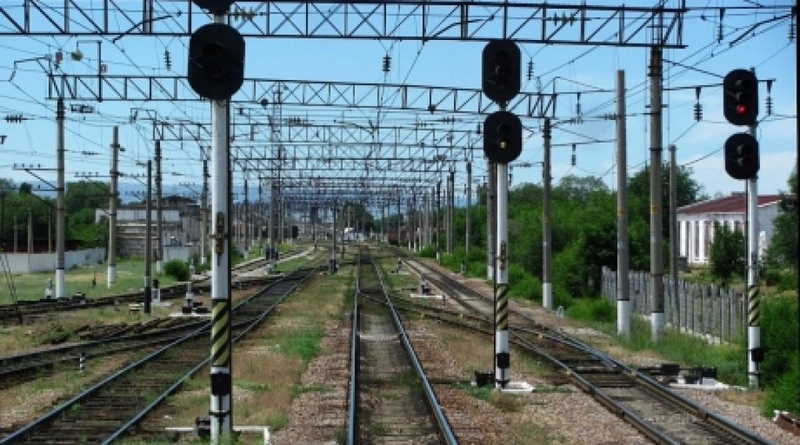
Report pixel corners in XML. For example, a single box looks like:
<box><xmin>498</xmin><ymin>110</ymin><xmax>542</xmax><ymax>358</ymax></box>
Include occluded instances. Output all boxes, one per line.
<box><xmin>762</xmin><ymin>368</ymin><xmax>800</xmax><ymax>417</ymax></box>
<box><xmin>509</xmin><ymin>274</ymin><xmax>541</xmax><ymax>302</ymax></box>
<box><xmin>760</xmin><ymin>293</ymin><xmax>799</xmax><ymax>387</ymax></box>
<box><xmin>566</xmin><ymin>296</ymin><xmax>613</xmax><ymax>323</ymax></box>
<box><xmin>777</xmin><ymin>272</ymin><xmax>798</xmax><ymax>292</ymax></box>
<box><xmin>164</xmin><ymin>259</ymin><xmax>190</xmax><ymax>281</ymax></box>
<box><xmin>419</xmin><ymin>245</ymin><xmax>436</xmax><ymax>258</ymax></box>
<box><xmin>760</xmin><ymin>266</ymin><xmax>783</xmax><ymax>287</ymax></box>
<box><xmin>552</xmin><ymin>285</ymin><xmax>575</xmax><ymax>311</ymax></box>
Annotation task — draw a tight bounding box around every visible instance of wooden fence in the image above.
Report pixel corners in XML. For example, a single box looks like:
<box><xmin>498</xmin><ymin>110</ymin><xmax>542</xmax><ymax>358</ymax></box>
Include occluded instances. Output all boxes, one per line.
<box><xmin>601</xmin><ymin>267</ymin><xmax>746</xmax><ymax>343</ymax></box>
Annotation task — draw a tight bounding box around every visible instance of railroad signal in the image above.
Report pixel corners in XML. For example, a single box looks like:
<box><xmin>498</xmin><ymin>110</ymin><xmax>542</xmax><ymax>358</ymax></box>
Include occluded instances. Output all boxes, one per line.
<box><xmin>191</xmin><ymin>0</ymin><xmax>233</xmax><ymax>14</ymax></box>
<box><xmin>724</xmin><ymin>133</ymin><xmax>759</xmax><ymax>180</ymax></box>
<box><xmin>483</xmin><ymin>111</ymin><xmax>522</xmax><ymax>164</ymax></box>
<box><xmin>723</xmin><ymin>69</ymin><xmax>758</xmax><ymax>126</ymax></box>
<box><xmin>187</xmin><ymin>23</ymin><xmax>245</xmax><ymax>100</ymax></box>
<box><xmin>482</xmin><ymin>40</ymin><xmax>521</xmax><ymax>104</ymax></box>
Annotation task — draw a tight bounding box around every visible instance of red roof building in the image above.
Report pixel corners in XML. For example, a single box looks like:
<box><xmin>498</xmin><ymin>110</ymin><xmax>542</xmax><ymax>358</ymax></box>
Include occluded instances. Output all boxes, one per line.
<box><xmin>676</xmin><ymin>192</ymin><xmax>782</xmax><ymax>266</ymax></box>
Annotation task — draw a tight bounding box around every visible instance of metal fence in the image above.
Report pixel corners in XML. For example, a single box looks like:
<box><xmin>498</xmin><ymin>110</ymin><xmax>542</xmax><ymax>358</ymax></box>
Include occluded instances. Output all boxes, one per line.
<box><xmin>601</xmin><ymin>267</ymin><xmax>746</xmax><ymax>343</ymax></box>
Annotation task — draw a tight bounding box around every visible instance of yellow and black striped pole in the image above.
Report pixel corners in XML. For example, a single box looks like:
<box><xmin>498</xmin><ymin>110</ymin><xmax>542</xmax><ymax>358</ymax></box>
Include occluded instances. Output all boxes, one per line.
<box><xmin>494</xmin><ymin>162</ymin><xmax>510</xmax><ymax>389</ymax></box>
<box><xmin>746</xmin><ymin>170</ymin><xmax>761</xmax><ymax>389</ymax></box>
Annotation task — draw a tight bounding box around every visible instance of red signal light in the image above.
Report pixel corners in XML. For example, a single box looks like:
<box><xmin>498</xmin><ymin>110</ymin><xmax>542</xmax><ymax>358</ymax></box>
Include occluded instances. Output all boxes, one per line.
<box><xmin>736</xmin><ymin>104</ymin><xmax>747</xmax><ymax>115</ymax></box>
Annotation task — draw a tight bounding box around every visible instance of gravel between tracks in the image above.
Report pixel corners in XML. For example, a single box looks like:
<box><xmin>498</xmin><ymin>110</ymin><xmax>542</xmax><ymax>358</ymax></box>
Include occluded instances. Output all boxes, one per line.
<box><xmin>271</xmin><ymin>264</ymin><xmax>794</xmax><ymax>444</ymax></box>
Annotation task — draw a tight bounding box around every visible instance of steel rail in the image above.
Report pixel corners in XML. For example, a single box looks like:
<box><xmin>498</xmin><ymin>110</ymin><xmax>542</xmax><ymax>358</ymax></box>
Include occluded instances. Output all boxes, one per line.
<box><xmin>346</xmin><ymin>256</ymin><xmax>362</xmax><ymax>445</ymax></box>
<box><xmin>103</xmin><ymin>266</ymin><xmax>319</xmax><ymax>444</ymax></box>
<box><xmin>0</xmin><ymin>267</ymin><xmax>316</xmax><ymax>444</ymax></box>
<box><xmin>371</xmin><ymin>254</ymin><xmax>458</xmax><ymax>445</ymax></box>
<box><xmin>395</xmin><ymin>256</ymin><xmax>775</xmax><ymax>445</ymax></box>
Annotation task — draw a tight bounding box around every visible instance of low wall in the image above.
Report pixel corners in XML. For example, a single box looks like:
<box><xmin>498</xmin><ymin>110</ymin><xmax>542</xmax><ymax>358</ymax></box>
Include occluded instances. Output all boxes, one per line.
<box><xmin>1</xmin><ymin>248</ymin><xmax>106</xmax><ymax>274</ymax></box>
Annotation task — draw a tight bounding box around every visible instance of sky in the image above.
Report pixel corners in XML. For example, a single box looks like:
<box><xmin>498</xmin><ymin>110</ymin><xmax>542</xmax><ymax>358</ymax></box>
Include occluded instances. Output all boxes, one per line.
<box><xmin>0</xmin><ymin>0</ymin><xmax>796</xmax><ymax>206</ymax></box>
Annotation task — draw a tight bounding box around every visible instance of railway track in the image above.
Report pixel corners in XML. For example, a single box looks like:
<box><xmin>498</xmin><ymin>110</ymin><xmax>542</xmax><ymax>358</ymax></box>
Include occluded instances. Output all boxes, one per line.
<box><xmin>0</xmin><ymin>316</ymin><xmax>208</xmax><ymax>390</ymax></box>
<box><xmin>0</xmin><ymin>266</ymin><xmax>317</xmax><ymax>444</ymax></box>
<box><xmin>0</xmin><ymin>251</ymin><xmax>302</xmax><ymax>324</ymax></box>
<box><xmin>397</xmin><ymin>256</ymin><xmax>774</xmax><ymax>445</ymax></box>
<box><xmin>347</xmin><ymin>248</ymin><xmax>456</xmax><ymax>444</ymax></box>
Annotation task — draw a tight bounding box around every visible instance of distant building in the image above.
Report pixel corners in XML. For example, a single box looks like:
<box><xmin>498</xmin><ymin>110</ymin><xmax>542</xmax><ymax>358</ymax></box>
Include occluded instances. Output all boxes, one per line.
<box><xmin>677</xmin><ymin>192</ymin><xmax>782</xmax><ymax>266</ymax></box>
<box><xmin>95</xmin><ymin>195</ymin><xmax>204</xmax><ymax>257</ymax></box>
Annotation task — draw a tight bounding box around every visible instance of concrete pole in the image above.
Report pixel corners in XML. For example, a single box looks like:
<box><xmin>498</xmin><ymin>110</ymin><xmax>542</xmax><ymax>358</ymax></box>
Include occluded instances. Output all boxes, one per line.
<box><xmin>155</xmin><ymin>140</ymin><xmax>163</xmax><ymax>275</ymax></box>
<box><xmin>649</xmin><ymin>46</ymin><xmax>665</xmax><ymax>342</ymax></box>
<box><xmin>669</xmin><ymin>144</ymin><xmax>680</xmax><ymax>329</ymax></box>
<box><xmin>542</xmin><ymin>118</ymin><xmax>553</xmax><ymax>310</ymax></box>
<box><xmin>201</xmin><ymin>159</ymin><xmax>209</xmax><ymax>265</ymax></box>
<box><xmin>466</xmin><ymin>161</ymin><xmax>472</xmax><ymax>258</ymax></box>
<box><xmin>487</xmin><ymin>160</ymin><xmax>495</xmax><ymax>280</ymax></box>
<box><xmin>423</xmin><ymin>192</ymin><xmax>429</xmax><ymax>246</ymax></box>
<box><xmin>616</xmin><ymin>71</ymin><xmax>631</xmax><ymax>337</ymax></box>
<box><xmin>55</xmin><ymin>96</ymin><xmax>66</xmax><ymax>300</ymax></box>
<box><xmin>144</xmin><ymin>160</ymin><xmax>152</xmax><ymax>315</ymax></box>
<box><xmin>108</xmin><ymin>126</ymin><xmax>120</xmax><ymax>287</ymax></box>
<box><xmin>27</xmin><ymin>207</ymin><xmax>32</xmax><ymax>253</ymax></box>
<box><xmin>494</xmin><ymin>161</ymin><xmax>510</xmax><ymax>389</ymax></box>
<box><xmin>330</xmin><ymin>200</ymin><xmax>337</xmax><ymax>273</ymax></box>
<box><xmin>435</xmin><ymin>181</ymin><xmax>441</xmax><ymax>262</ymax></box>
<box><xmin>243</xmin><ymin>178</ymin><xmax>249</xmax><ymax>256</ymax></box>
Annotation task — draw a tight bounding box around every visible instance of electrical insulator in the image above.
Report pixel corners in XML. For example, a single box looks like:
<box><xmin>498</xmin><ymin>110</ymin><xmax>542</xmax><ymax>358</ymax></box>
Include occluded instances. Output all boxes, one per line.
<box><xmin>765</xmin><ymin>80</ymin><xmax>773</xmax><ymax>116</ymax></box>
<box><xmin>164</xmin><ymin>50</ymin><xmax>172</xmax><ymax>70</ymax></box>
<box><xmin>5</xmin><ymin>114</ymin><xmax>24</xmax><ymax>123</ymax></box>
<box><xmin>382</xmin><ymin>54</ymin><xmax>391</xmax><ymax>73</ymax></box>
<box><xmin>571</xmin><ymin>144</ymin><xmax>576</xmax><ymax>166</ymax></box>
<box><xmin>694</xmin><ymin>103</ymin><xmax>702</xmax><ymax>121</ymax></box>
<box><xmin>527</xmin><ymin>59</ymin><xmax>533</xmax><ymax>81</ymax></box>
<box><xmin>789</xmin><ymin>20</ymin><xmax>796</xmax><ymax>41</ymax></box>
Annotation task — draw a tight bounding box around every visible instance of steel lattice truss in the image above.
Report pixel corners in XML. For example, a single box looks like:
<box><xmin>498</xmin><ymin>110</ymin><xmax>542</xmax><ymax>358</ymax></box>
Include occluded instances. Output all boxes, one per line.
<box><xmin>48</xmin><ymin>73</ymin><xmax>533</xmax><ymax>204</ymax></box>
<box><xmin>1</xmin><ymin>1</ymin><xmax>688</xmax><ymax>47</ymax></box>
<box><xmin>48</xmin><ymin>75</ymin><xmax>560</xmax><ymax>117</ymax></box>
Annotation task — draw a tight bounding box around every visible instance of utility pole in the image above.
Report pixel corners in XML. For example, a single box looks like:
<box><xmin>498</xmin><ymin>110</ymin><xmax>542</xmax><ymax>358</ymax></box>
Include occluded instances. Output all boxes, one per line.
<box><xmin>616</xmin><ymin>71</ymin><xmax>631</xmax><ymax>337</ymax></box>
<box><xmin>144</xmin><ymin>159</ymin><xmax>152</xmax><ymax>315</ymax></box>
<box><xmin>108</xmin><ymin>126</ymin><xmax>120</xmax><ymax>287</ymax></box>
<box><xmin>55</xmin><ymin>95</ymin><xmax>66</xmax><ymax>300</ymax></box>
<box><xmin>330</xmin><ymin>200</ymin><xmax>337</xmax><ymax>273</ymax></box>
<box><xmin>542</xmin><ymin>118</ymin><xmax>553</xmax><ymax>310</ymax></box>
<box><xmin>448</xmin><ymin>169</ymin><xmax>454</xmax><ymax>254</ymax></box>
<box><xmin>649</xmin><ymin>46</ymin><xmax>665</xmax><ymax>342</ymax></box>
<box><xmin>201</xmin><ymin>159</ymin><xmax>208</xmax><ymax>265</ymax></box>
<box><xmin>465</xmin><ymin>161</ymin><xmax>472</xmax><ymax>259</ymax></box>
<box><xmin>486</xmin><ymin>160</ymin><xmax>495</xmax><ymax>280</ymax></box>
<box><xmin>435</xmin><ymin>181</ymin><xmax>441</xmax><ymax>262</ymax></box>
<box><xmin>155</xmin><ymin>140</ymin><xmax>163</xmax><ymax>275</ymax></box>
<box><xmin>669</xmin><ymin>144</ymin><xmax>679</xmax><ymax>330</ymax></box>
<box><xmin>243</xmin><ymin>177</ymin><xmax>249</xmax><ymax>256</ymax></box>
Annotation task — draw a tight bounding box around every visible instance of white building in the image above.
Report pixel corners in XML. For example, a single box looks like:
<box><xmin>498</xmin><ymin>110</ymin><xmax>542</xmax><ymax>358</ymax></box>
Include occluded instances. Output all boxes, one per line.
<box><xmin>677</xmin><ymin>192</ymin><xmax>782</xmax><ymax>266</ymax></box>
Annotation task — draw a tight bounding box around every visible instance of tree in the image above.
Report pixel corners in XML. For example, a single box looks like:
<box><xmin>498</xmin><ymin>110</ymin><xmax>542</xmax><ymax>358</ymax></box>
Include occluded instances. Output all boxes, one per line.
<box><xmin>628</xmin><ymin>163</ymin><xmax>706</xmax><ymax>208</ymax></box>
<box><xmin>65</xmin><ymin>180</ymin><xmax>110</xmax><ymax>214</ymax></box>
<box><xmin>767</xmin><ymin>168</ymin><xmax>798</xmax><ymax>271</ymax></box>
<box><xmin>553</xmin><ymin>174</ymin><xmax>609</xmax><ymax>203</ymax></box>
<box><xmin>709</xmin><ymin>222</ymin><xmax>745</xmax><ymax>286</ymax></box>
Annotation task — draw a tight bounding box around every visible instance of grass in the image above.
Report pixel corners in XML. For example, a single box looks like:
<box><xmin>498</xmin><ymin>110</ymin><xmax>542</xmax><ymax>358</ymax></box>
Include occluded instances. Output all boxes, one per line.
<box><xmin>139</xmin><ymin>250</ymin><xmax>351</xmax><ymax>439</ymax></box>
<box><xmin>566</xmin><ymin>297</ymin><xmax>750</xmax><ymax>386</ymax></box>
<box><xmin>2</xmin><ymin>258</ymin><xmax>181</xmax><ymax>304</ymax></box>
